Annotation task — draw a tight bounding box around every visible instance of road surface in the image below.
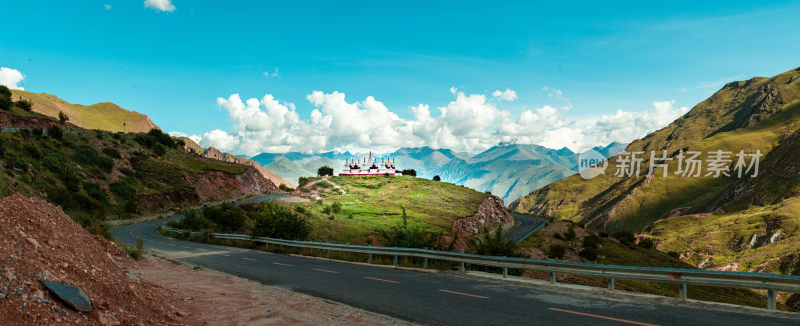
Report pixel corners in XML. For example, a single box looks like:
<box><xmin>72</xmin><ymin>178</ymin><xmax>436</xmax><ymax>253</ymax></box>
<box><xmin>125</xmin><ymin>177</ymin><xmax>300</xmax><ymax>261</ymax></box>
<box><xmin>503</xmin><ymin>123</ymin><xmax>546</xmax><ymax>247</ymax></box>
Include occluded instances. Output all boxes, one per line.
<box><xmin>110</xmin><ymin>197</ymin><xmax>796</xmax><ymax>325</ymax></box>
<box><xmin>504</xmin><ymin>213</ymin><xmax>548</xmax><ymax>243</ymax></box>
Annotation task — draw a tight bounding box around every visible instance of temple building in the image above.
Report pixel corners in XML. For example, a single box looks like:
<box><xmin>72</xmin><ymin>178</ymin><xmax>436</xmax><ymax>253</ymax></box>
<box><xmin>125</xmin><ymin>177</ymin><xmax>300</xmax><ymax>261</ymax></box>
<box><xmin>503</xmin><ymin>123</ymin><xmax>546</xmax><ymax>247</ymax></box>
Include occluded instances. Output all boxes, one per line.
<box><xmin>339</xmin><ymin>151</ymin><xmax>399</xmax><ymax>176</ymax></box>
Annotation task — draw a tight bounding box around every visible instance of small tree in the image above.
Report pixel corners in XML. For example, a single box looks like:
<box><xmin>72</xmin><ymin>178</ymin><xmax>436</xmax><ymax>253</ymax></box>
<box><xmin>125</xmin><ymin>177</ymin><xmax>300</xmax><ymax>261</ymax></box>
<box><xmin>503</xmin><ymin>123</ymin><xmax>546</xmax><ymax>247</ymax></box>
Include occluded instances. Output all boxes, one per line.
<box><xmin>58</xmin><ymin>111</ymin><xmax>69</xmax><ymax>124</ymax></box>
<box><xmin>401</xmin><ymin>169</ymin><xmax>417</xmax><ymax>176</ymax></box>
<box><xmin>317</xmin><ymin>165</ymin><xmax>334</xmax><ymax>176</ymax></box>
<box><xmin>433</xmin><ymin>175</ymin><xmax>441</xmax><ymax>181</ymax></box>
<box><xmin>0</xmin><ymin>85</ymin><xmax>10</xmax><ymax>98</ymax></box>
<box><xmin>16</xmin><ymin>99</ymin><xmax>32</xmax><ymax>111</ymax></box>
<box><xmin>0</xmin><ymin>86</ymin><xmax>12</xmax><ymax>111</ymax></box>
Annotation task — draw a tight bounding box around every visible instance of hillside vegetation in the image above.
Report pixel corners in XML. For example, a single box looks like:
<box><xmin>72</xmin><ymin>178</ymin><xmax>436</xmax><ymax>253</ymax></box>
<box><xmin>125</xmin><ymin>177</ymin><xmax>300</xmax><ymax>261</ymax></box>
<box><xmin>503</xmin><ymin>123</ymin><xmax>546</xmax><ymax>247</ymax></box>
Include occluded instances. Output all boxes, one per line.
<box><xmin>510</xmin><ymin>67</ymin><xmax>800</xmax><ymax>274</ymax></box>
<box><xmin>0</xmin><ymin>126</ymin><xmax>276</xmax><ymax>236</ymax></box>
<box><xmin>518</xmin><ymin>220</ymin><xmax>779</xmax><ymax>309</ymax></box>
<box><xmin>11</xmin><ymin>89</ymin><xmax>157</xmax><ymax>132</ymax></box>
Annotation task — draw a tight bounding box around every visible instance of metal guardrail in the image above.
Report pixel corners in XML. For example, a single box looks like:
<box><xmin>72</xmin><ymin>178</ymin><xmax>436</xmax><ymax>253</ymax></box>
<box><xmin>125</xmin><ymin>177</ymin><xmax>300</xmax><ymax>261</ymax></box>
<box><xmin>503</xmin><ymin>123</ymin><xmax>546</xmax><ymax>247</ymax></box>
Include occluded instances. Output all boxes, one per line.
<box><xmin>160</xmin><ymin>224</ymin><xmax>799</xmax><ymax>310</ymax></box>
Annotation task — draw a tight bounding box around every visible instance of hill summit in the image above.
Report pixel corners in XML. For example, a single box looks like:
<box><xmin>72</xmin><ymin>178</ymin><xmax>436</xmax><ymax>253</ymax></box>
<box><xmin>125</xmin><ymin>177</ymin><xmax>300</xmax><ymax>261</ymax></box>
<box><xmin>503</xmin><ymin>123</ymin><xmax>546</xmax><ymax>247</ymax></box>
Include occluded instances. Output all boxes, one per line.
<box><xmin>10</xmin><ymin>90</ymin><xmax>157</xmax><ymax>132</ymax></box>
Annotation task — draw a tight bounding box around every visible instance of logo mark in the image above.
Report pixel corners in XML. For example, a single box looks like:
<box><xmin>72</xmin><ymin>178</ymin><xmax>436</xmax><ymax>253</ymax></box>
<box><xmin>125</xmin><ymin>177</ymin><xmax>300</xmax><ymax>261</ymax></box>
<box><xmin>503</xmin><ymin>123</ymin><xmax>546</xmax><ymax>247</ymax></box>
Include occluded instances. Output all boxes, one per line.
<box><xmin>579</xmin><ymin>149</ymin><xmax>608</xmax><ymax>180</ymax></box>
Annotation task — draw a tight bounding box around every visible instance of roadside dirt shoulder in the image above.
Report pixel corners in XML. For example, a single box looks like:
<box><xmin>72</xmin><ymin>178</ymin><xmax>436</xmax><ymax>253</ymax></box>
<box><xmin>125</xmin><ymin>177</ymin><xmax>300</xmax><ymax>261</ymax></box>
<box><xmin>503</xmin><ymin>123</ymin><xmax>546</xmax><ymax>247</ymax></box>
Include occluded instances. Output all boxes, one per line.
<box><xmin>127</xmin><ymin>255</ymin><xmax>414</xmax><ymax>326</ymax></box>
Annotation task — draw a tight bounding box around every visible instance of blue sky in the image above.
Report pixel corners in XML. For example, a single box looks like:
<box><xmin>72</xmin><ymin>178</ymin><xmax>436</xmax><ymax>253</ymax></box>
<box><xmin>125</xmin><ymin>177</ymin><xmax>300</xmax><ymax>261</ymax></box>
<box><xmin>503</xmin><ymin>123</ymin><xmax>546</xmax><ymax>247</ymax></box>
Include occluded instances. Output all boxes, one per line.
<box><xmin>2</xmin><ymin>1</ymin><xmax>800</xmax><ymax>155</ymax></box>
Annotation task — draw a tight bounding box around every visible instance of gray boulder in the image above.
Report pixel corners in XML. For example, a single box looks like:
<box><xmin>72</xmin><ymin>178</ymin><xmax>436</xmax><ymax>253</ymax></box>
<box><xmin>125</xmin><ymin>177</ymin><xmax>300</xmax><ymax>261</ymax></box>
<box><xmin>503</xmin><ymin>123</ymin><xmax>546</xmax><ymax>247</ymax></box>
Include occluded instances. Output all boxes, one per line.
<box><xmin>41</xmin><ymin>280</ymin><xmax>92</xmax><ymax>312</ymax></box>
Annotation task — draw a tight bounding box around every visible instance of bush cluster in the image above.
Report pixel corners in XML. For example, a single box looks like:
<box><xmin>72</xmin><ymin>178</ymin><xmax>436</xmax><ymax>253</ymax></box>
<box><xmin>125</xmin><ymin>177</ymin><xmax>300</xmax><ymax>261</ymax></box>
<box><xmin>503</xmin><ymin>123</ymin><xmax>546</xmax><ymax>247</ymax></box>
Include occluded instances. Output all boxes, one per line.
<box><xmin>134</xmin><ymin>128</ymin><xmax>177</xmax><ymax>156</ymax></box>
<box><xmin>317</xmin><ymin>165</ymin><xmax>334</xmax><ymax>176</ymax></box>
<box><xmin>0</xmin><ymin>86</ymin><xmax>11</xmax><ymax>110</ymax></box>
<box><xmin>401</xmin><ymin>169</ymin><xmax>417</xmax><ymax>176</ymax></box>
<box><xmin>251</xmin><ymin>203</ymin><xmax>311</xmax><ymax>240</ymax></box>
<box><xmin>612</xmin><ymin>230</ymin><xmax>637</xmax><ymax>247</ymax></box>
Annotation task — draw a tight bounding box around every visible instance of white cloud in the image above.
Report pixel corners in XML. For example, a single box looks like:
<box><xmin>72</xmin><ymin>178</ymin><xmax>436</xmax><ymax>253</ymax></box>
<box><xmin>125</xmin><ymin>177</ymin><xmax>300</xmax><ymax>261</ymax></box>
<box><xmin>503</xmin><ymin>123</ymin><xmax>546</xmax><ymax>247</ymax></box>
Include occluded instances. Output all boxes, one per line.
<box><xmin>491</xmin><ymin>89</ymin><xmax>517</xmax><ymax>101</ymax></box>
<box><xmin>198</xmin><ymin>129</ymin><xmax>239</xmax><ymax>152</ymax></box>
<box><xmin>104</xmin><ymin>4</ymin><xmax>112</xmax><ymax>10</ymax></box>
<box><xmin>0</xmin><ymin>67</ymin><xmax>25</xmax><ymax>90</ymax></box>
<box><xmin>263</xmin><ymin>68</ymin><xmax>279</xmax><ymax>79</ymax></box>
<box><xmin>185</xmin><ymin>89</ymin><xmax>688</xmax><ymax>156</ymax></box>
<box><xmin>145</xmin><ymin>0</ymin><xmax>175</xmax><ymax>12</ymax></box>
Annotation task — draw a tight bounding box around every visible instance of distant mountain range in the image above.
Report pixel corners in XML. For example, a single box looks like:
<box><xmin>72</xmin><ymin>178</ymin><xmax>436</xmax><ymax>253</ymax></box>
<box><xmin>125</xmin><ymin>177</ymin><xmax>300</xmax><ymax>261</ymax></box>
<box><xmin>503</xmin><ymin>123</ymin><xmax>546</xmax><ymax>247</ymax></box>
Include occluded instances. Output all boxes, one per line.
<box><xmin>249</xmin><ymin>142</ymin><xmax>626</xmax><ymax>203</ymax></box>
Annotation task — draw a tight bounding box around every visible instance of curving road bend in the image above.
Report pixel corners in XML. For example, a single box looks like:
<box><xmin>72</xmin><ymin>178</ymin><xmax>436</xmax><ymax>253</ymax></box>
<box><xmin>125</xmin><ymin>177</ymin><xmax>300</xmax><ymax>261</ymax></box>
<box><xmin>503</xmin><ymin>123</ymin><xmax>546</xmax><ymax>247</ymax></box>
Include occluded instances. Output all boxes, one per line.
<box><xmin>504</xmin><ymin>213</ymin><xmax>548</xmax><ymax>243</ymax></box>
<box><xmin>111</xmin><ymin>196</ymin><xmax>796</xmax><ymax>326</ymax></box>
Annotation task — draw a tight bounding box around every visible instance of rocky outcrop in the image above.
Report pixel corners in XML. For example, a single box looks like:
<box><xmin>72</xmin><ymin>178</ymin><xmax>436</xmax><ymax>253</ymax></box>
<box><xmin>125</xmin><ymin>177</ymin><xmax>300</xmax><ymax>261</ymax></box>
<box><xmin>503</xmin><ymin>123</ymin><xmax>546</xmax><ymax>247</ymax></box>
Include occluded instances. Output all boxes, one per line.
<box><xmin>135</xmin><ymin>166</ymin><xmax>279</xmax><ymax>211</ymax></box>
<box><xmin>451</xmin><ymin>196</ymin><xmax>515</xmax><ymax>239</ymax></box>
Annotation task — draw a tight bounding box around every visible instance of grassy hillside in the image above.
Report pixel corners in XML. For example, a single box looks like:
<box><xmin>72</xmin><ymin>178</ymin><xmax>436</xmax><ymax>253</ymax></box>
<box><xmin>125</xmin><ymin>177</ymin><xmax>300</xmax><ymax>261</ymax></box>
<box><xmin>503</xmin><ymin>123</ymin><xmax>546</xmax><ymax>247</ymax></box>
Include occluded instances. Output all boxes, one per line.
<box><xmin>510</xmin><ymin>67</ymin><xmax>800</xmax><ymax>274</ymax></box>
<box><xmin>11</xmin><ymin>90</ymin><xmax>157</xmax><ymax>132</ymax></box>
<box><xmin>512</xmin><ymin>67</ymin><xmax>800</xmax><ymax>230</ymax></box>
<box><xmin>293</xmin><ymin>176</ymin><xmax>492</xmax><ymax>243</ymax></box>
<box><xmin>0</xmin><ymin>127</ymin><xmax>272</xmax><ymax>236</ymax></box>
<box><xmin>519</xmin><ymin>220</ymin><xmax>781</xmax><ymax>309</ymax></box>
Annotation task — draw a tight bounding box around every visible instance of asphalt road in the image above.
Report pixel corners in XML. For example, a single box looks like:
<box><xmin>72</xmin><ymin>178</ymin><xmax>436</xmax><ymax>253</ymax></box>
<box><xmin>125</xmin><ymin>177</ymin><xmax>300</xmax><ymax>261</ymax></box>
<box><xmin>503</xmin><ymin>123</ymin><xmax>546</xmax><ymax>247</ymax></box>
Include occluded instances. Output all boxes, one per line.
<box><xmin>110</xmin><ymin>197</ymin><xmax>797</xmax><ymax>326</ymax></box>
<box><xmin>504</xmin><ymin>213</ymin><xmax>548</xmax><ymax>243</ymax></box>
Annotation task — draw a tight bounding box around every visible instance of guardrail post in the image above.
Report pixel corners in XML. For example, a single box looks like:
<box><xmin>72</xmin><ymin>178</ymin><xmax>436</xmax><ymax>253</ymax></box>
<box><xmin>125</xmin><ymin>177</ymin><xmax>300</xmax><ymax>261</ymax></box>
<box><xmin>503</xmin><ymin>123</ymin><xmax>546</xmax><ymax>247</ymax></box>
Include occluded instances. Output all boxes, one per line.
<box><xmin>393</xmin><ymin>255</ymin><xmax>398</xmax><ymax>266</ymax></box>
<box><xmin>550</xmin><ymin>272</ymin><xmax>556</xmax><ymax>284</ymax></box>
<box><xmin>503</xmin><ymin>267</ymin><xmax>508</xmax><ymax>278</ymax></box>
<box><xmin>679</xmin><ymin>283</ymin><xmax>687</xmax><ymax>300</ymax></box>
<box><xmin>459</xmin><ymin>249</ymin><xmax>465</xmax><ymax>272</ymax></box>
<box><xmin>767</xmin><ymin>289</ymin><xmax>777</xmax><ymax>310</ymax></box>
<box><xmin>368</xmin><ymin>253</ymin><xmax>373</xmax><ymax>264</ymax></box>
<box><xmin>423</xmin><ymin>247</ymin><xmax>428</xmax><ymax>269</ymax></box>
<box><xmin>607</xmin><ymin>278</ymin><xmax>614</xmax><ymax>290</ymax></box>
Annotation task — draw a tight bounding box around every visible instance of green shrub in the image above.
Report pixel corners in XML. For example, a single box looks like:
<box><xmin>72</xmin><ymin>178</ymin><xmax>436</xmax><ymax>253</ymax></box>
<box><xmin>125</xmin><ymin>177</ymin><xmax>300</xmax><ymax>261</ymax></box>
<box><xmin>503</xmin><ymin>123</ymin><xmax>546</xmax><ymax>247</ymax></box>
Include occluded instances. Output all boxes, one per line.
<box><xmin>152</xmin><ymin>143</ymin><xmax>167</xmax><ymax>156</ymax></box>
<box><xmin>203</xmin><ymin>203</ymin><xmax>246</xmax><ymax>232</ymax></box>
<box><xmin>279</xmin><ymin>184</ymin><xmax>294</xmax><ymax>192</ymax></box>
<box><xmin>470</xmin><ymin>227</ymin><xmax>521</xmax><ymax>257</ymax></box>
<box><xmin>119</xmin><ymin>167</ymin><xmax>134</xmax><ymax>176</ymax></box>
<box><xmin>110</xmin><ymin>181</ymin><xmax>136</xmax><ymax>200</ymax></box>
<box><xmin>47</xmin><ymin>125</ymin><xmax>63</xmax><ymax>140</ymax></box>
<box><xmin>582</xmin><ymin>233</ymin><xmax>601</xmax><ymax>250</ymax></box>
<box><xmin>175</xmin><ymin>209</ymin><xmax>210</xmax><ymax>231</ymax></box>
<box><xmin>433</xmin><ymin>175</ymin><xmax>441</xmax><ymax>181</ymax></box>
<box><xmin>251</xmin><ymin>203</ymin><xmax>311</xmax><ymax>240</ymax></box>
<box><xmin>638</xmin><ymin>237</ymin><xmax>654</xmax><ymax>249</ymax></box>
<box><xmin>321</xmin><ymin>205</ymin><xmax>332</xmax><ymax>214</ymax></box>
<box><xmin>98</xmin><ymin>156</ymin><xmax>114</xmax><ymax>173</ymax></box>
<box><xmin>16</xmin><ymin>99</ymin><xmax>33</xmax><ymax>111</ymax></box>
<box><xmin>102</xmin><ymin>147</ymin><xmax>121</xmax><ymax>159</ymax></box>
<box><xmin>667</xmin><ymin>251</ymin><xmax>680</xmax><ymax>259</ymax></box>
<box><xmin>612</xmin><ymin>230</ymin><xmax>636</xmax><ymax>246</ymax></box>
<box><xmin>547</xmin><ymin>244</ymin><xmax>566</xmax><ymax>259</ymax></box>
<box><xmin>125</xmin><ymin>247</ymin><xmax>144</xmax><ymax>260</ymax></box>
<box><xmin>401</xmin><ymin>169</ymin><xmax>417</xmax><ymax>176</ymax></box>
<box><xmin>0</xmin><ymin>97</ymin><xmax>10</xmax><ymax>111</ymax></box>
<box><xmin>0</xmin><ymin>85</ymin><xmax>10</xmax><ymax>98</ymax></box>
<box><xmin>331</xmin><ymin>201</ymin><xmax>342</xmax><ymax>213</ymax></box>
<box><xmin>74</xmin><ymin>145</ymin><xmax>100</xmax><ymax>165</ymax></box>
<box><xmin>579</xmin><ymin>247</ymin><xmax>598</xmax><ymax>261</ymax></box>
<box><xmin>563</xmin><ymin>228</ymin><xmax>576</xmax><ymax>241</ymax></box>
<box><xmin>82</xmin><ymin>182</ymin><xmax>107</xmax><ymax>202</ymax></box>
